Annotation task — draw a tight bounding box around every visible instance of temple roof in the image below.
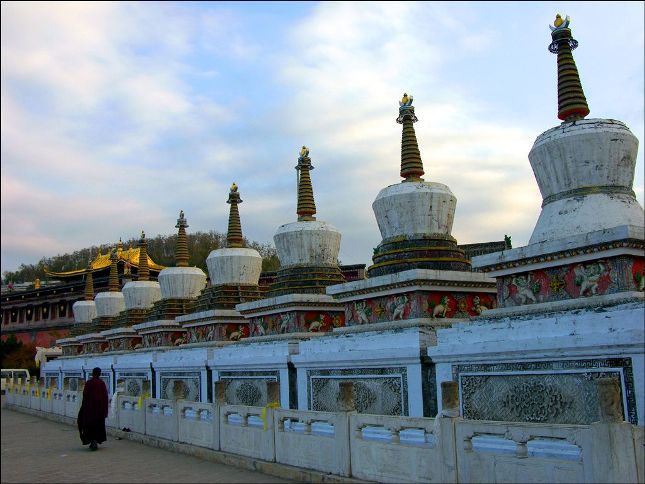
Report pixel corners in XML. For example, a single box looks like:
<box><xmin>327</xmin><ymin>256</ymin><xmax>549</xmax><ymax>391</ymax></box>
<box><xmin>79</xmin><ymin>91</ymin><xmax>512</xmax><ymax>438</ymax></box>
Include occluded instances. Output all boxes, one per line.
<box><xmin>44</xmin><ymin>247</ymin><xmax>165</xmax><ymax>278</ymax></box>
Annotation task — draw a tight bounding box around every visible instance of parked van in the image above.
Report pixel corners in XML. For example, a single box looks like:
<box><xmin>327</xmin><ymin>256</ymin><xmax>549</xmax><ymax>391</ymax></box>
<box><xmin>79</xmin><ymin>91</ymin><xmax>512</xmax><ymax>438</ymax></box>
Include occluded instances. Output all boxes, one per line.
<box><xmin>1</xmin><ymin>369</ymin><xmax>30</xmax><ymax>394</ymax></box>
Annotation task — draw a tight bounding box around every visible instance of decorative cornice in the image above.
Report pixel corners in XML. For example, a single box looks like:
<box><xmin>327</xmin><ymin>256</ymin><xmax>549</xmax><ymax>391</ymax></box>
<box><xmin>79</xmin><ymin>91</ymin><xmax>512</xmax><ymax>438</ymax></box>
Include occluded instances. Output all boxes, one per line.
<box><xmin>542</xmin><ymin>185</ymin><xmax>635</xmax><ymax>207</ymax></box>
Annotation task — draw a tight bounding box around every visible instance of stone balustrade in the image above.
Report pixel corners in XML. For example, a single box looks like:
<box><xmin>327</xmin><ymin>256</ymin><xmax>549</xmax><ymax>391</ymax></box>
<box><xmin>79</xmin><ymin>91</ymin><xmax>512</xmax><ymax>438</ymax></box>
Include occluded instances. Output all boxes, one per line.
<box><xmin>6</xmin><ymin>381</ymin><xmax>644</xmax><ymax>483</ymax></box>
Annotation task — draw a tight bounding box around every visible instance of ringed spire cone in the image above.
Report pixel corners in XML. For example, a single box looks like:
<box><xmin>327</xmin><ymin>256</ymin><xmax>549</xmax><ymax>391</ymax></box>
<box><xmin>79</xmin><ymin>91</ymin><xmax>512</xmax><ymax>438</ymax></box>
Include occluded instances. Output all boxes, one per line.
<box><xmin>226</xmin><ymin>183</ymin><xmax>244</xmax><ymax>248</ymax></box>
<box><xmin>138</xmin><ymin>230</ymin><xmax>150</xmax><ymax>281</ymax></box>
<box><xmin>396</xmin><ymin>93</ymin><xmax>425</xmax><ymax>182</ymax></box>
<box><xmin>108</xmin><ymin>249</ymin><xmax>119</xmax><ymax>292</ymax></box>
<box><xmin>548</xmin><ymin>15</ymin><xmax>590</xmax><ymax>121</ymax></box>
<box><xmin>84</xmin><ymin>259</ymin><xmax>94</xmax><ymax>301</ymax></box>
<box><xmin>296</xmin><ymin>146</ymin><xmax>316</xmax><ymax>221</ymax></box>
<box><xmin>175</xmin><ymin>210</ymin><xmax>189</xmax><ymax>267</ymax></box>
<box><xmin>117</xmin><ymin>238</ymin><xmax>123</xmax><ymax>253</ymax></box>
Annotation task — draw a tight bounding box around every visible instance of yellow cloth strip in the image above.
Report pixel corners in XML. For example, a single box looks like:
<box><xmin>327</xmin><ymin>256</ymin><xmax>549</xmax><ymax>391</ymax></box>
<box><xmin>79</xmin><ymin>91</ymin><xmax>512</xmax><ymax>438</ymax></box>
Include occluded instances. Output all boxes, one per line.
<box><xmin>260</xmin><ymin>402</ymin><xmax>280</xmax><ymax>431</ymax></box>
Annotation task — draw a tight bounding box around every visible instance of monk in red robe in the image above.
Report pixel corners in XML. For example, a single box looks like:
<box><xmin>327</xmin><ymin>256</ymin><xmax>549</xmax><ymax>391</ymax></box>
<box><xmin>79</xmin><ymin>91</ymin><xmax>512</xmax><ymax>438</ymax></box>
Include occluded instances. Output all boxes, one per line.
<box><xmin>77</xmin><ymin>367</ymin><xmax>109</xmax><ymax>451</ymax></box>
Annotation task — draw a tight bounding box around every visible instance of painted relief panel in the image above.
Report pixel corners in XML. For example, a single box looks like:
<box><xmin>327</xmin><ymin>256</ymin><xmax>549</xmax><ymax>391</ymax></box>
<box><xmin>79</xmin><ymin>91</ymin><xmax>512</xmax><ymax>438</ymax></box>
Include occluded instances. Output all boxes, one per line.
<box><xmin>249</xmin><ymin>310</ymin><xmax>344</xmax><ymax>337</ymax></box>
<box><xmin>185</xmin><ymin>322</ymin><xmax>250</xmax><ymax>343</ymax></box>
<box><xmin>142</xmin><ymin>330</ymin><xmax>186</xmax><ymax>348</ymax></box>
<box><xmin>345</xmin><ymin>291</ymin><xmax>496</xmax><ymax>326</ymax></box>
<box><xmin>497</xmin><ymin>256</ymin><xmax>644</xmax><ymax>308</ymax></box>
<box><xmin>62</xmin><ymin>345</ymin><xmax>81</xmax><ymax>357</ymax></box>
<box><xmin>107</xmin><ymin>336</ymin><xmax>141</xmax><ymax>352</ymax></box>
<box><xmin>81</xmin><ymin>341</ymin><xmax>107</xmax><ymax>355</ymax></box>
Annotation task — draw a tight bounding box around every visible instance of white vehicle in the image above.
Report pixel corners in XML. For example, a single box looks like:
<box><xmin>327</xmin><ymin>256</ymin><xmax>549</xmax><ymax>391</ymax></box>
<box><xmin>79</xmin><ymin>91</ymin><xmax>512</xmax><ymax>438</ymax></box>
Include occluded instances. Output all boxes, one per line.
<box><xmin>1</xmin><ymin>369</ymin><xmax>30</xmax><ymax>393</ymax></box>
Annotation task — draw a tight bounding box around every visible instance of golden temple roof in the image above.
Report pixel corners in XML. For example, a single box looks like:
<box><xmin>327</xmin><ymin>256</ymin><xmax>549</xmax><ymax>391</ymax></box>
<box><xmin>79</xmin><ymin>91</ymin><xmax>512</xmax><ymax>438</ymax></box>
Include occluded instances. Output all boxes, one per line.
<box><xmin>45</xmin><ymin>247</ymin><xmax>165</xmax><ymax>278</ymax></box>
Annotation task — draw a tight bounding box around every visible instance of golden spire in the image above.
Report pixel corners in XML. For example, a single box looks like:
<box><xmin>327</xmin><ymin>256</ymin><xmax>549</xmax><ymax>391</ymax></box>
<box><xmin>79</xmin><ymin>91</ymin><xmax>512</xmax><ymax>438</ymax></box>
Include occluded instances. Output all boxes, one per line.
<box><xmin>175</xmin><ymin>210</ymin><xmax>189</xmax><ymax>267</ymax></box>
<box><xmin>226</xmin><ymin>183</ymin><xmax>244</xmax><ymax>248</ymax></box>
<box><xmin>108</xmin><ymin>248</ymin><xmax>119</xmax><ymax>292</ymax></box>
<box><xmin>397</xmin><ymin>93</ymin><xmax>425</xmax><ymax>182</ymax></box>
<box><xmin>117</xmin><ymin>237</ymin><xmax>123</xmax><ymax>254</ymax></box>
<box><xmin>548</xmin><ymin>15</ymin><xmax>590</xmax><ymax>122</ymax></box>
<box><xmin>84</xmin><ymin>259</ymin><xmax>94</xmax><ymax>300</ymax></box>
<box><xmin>296</xmin><ymin>146</ymin><xmax>317</xmax><ymax>221</ymax></box>
<box><xmin>138</xmin><ymin>230</ymin><xmax>150</xmax><ymax>281</ymax></box>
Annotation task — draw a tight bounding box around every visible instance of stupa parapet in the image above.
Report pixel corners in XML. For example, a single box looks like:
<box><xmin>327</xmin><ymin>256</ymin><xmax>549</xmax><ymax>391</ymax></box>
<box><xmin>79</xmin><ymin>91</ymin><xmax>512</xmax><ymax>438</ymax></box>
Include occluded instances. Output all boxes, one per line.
<box><xmin>181</xmin><ymin>184</ymin><xmax>262</xmax><ymax>344</ymax></box>
<box><xmin>93</xmin><ymin>248</ymin><xmax>126</xmax><ymax>328</ymax></box>
<box><xmin>120</xmin><ymin>231</ymin><xmax>162</xmax><ymax>321</ymax></box>
<box><xmin>71</xmin><ymin>258</ymin><xmax>97</xmax><ymax>329</ymax></box>
<box><xmin>236</xmin><ymin>148</ymin><xmax>346</xmax><ymax>339</ymax></box>
<box><xmin>472</xmin><ymin>15</ymin><xmax>644</xmax><ymax>313</ymax></box>
<box><xmin>369</xmin><ymin>94</ymin><xmax>470</xmax><ymax>277</ymax></box>
<box><xmin>137</xmin><ymin>215</ymin><xmax>206</xmax><ymax>348</ymax></box>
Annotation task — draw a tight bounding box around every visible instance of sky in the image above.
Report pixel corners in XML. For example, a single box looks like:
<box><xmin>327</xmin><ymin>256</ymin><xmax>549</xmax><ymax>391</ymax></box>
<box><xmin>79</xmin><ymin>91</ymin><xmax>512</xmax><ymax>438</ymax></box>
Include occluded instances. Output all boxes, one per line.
<box><xmin>1</xmin><ymin>1</ymin><xmax>643</xmax><ymax>276</ymax></box>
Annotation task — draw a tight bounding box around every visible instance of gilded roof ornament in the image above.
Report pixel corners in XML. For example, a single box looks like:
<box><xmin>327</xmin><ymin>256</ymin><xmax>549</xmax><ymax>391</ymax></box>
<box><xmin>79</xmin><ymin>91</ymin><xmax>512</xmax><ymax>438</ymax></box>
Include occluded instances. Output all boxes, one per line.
<box><xmin>549</xmin><ymin>14</ymin><xmax>570</xmax><ymax>31</ymax></box>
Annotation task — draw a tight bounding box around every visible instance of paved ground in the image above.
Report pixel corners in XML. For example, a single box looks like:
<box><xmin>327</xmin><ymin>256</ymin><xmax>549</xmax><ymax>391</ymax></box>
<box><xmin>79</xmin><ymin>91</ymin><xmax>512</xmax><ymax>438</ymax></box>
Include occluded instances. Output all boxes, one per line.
<box><xmin>1</xmin><ymin>401</ymin><xmax>291</xmax><ymax>483</ymax></box>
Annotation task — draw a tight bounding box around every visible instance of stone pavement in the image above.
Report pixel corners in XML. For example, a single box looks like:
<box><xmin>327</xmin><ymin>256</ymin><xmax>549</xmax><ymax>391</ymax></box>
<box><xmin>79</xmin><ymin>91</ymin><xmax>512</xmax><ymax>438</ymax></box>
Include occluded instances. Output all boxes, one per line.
<box><xmin>1</xmin><ymin>401</ymin><xmax>291</xmax><ymax>483</ymax></box>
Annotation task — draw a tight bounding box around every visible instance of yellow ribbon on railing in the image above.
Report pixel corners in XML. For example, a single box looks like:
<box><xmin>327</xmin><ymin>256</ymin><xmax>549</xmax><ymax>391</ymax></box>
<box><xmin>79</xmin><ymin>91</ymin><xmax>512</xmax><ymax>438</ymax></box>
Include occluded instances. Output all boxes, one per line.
<box><xmin>47</xmin><ymin>388</ymin><xmax>52</xmax><ymax>400</ymax></box>
<box><xmin>35</xmin><ymin>388</ymin><xmax>40</xmax><ymax>398</ymax></box>
<box><xmin>137</xmin><ymin>392</ymin><xmax>150</xmax><ymax>409</ymax></box>
<box><xmin>260</xmin><ymin>402</ymin><xmax>280</xmax><ymax>431</ymax></box>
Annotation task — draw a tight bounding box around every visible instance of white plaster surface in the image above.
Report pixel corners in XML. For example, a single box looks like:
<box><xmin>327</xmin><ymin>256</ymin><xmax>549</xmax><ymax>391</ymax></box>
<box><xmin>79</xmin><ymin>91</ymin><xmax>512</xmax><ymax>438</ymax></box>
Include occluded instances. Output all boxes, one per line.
<box><xmin>326</xmin><ymin>268</ymin><xmax>495</xmax><ymax>300</ymax></box>
<box><xmin>177</xmin><ymin>401</ymin><xmax>218</xmax><ymax>449</ymax></box>
<box><xmin>429</xmin><ymin>301</ymin><xmax>645</xmax><ymax>424</ymax></box>
<box><xmin>72</xmin><ymin>301</ymin><xmax>97</xmax><ymax>324</ymax></box>
<box><xmin>472</xmin><ymin>224</ymin><xmax>644</xmax><ymax>272</ymax></box>
<box><xmin>158</xmin><ymin>267</ymin><xmax>206</xmax><ymax>299</ymax></box>
<box><xmin>528</xmin><ymin>119</ymin><xmax>643</xmax><ymax>244</ymax></box>
<box><xmin>94</xmin><ymin>291</ymin><xmax>126</xmax><ymax>317</ymax></box>
<box><xmin>118</xmin><ymin>395</ymin><xmax>146</xmax><ymax>434</ymax></box>
<box><xmin>372</xmin><ymin>181</ymin><xmax>456</xmax><ymax>240</ymax></box>
<box><xmin>145</xmin><ymin>398</ymin><xmax>179</xmax><ymax>441</ymax></box>
<box><xmin>206</xmin><ymin>247</ymin><xmax>262</xmax><ymax>285</ymax></box>
<box><xmin>236</xmin><ymin>293</ymin><xmax>341</xmax><ymax>316</ymax></box>
<box><xmin>273</xmin><ymin>220</ymin><xmax>341</xmax><ymax>267</ymax></box>
<box><xmin>274</xmin><ymin>408</ymin><xmax>351</xmax><ymax>476</ymax></box>
<box><xmin>122</xmin><ymin>280</ymin><xmax>161</xmax><ymax>310</ymax></box>
<box><xmin>219</xmin><ymin>404</ymin><xmax>276</xmax><ymax>461</ymax></box>
<box><xmin>349</xmin><ymin>414</ymin><xmax>456</xmax><ymax>483</ymax></box>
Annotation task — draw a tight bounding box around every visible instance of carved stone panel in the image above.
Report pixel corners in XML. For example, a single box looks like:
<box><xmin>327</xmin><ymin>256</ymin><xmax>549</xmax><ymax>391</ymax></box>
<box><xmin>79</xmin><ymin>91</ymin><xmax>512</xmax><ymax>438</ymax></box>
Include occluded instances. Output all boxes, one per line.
<box><xmin>454</xmin><ymin>358</ymin><xmax>636</xmax><ymax>424</ymax></box>
<box><xmin>307</xmin><ymin>367</ymin><xmax>408</xmax><ymax>416</ymax></box>
<box><xmin>159</xmin><ymin>372</ymin><xmax>200</xmax><ymax>402</ymax></box>
<box><xmin>218</xmin><ymin>371</ymin><xmax>280</xmax><ymax>406</ymax></box>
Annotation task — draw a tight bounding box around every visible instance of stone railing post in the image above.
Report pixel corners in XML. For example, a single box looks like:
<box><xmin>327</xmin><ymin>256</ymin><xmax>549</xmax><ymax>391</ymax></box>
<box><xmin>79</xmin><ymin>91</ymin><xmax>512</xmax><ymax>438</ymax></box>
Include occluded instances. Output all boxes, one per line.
<box><xmin>589</xmin><ymin>377</ymin><xmax>637</xmax><ymax>483</ymax></box>
<box><xmin>214</xmin><ymin>381</ymin><xmax>229</xmax><ymax>405</ymax></box>
<box><xmin>441</xmin><ymin>381</ymin><xmax>460</xmax><ymax>417</ymax></box>
<box><xmin>339</xmin><ymin>382</ymin><xmax>356</xmax><ymax>412</ymax></box>
<box><xmin>267</xmin><ymin>381</ymin><xmax>280</xmax><ymax>406</ymax></box>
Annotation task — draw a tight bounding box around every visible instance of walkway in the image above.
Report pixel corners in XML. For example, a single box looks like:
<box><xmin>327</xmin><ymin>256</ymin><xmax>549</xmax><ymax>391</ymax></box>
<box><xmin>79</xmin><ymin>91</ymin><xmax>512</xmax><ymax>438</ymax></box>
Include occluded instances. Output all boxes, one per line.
<box><xmin>1</xmin><ymin>401</ymin><xmax>291</xmax><ymax>483</ymax></box>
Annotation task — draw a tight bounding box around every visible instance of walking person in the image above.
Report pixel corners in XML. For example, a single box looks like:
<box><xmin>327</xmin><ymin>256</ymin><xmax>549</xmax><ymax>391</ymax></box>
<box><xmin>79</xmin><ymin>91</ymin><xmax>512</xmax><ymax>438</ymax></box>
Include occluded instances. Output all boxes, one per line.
<box><xmin>77</xmin><ymin>367</ymin><xmax>109</xmax><ymax>451</ymax></box>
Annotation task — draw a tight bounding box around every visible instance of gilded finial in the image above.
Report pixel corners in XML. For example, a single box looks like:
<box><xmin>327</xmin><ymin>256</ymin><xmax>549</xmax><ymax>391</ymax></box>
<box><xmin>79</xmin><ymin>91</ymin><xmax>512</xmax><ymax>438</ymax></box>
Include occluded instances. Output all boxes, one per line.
<box><xmin>117</xmin><ymin>237</ymin><xmax>123</xmax><ymax>253</ymax></box>
<box><xmin>108</xmin><ymin>248</ymin><xmax>119</xmax><ymax>292</ymax></box>
<box><xmin>295</xmin><ymin>146</ymin><xmax>316</xmax><ymax>221</ymax></box>
<box><xmin>175</xmin><ymin>210</ymin><xmax>189</xmax><ymax>267</ymax></box>
<box><xmin>399</xmin><ymin>93</ymin><xmax>413</xmax><ymax>107</ymax></box>
<box><xmin>549</xmin><ymin>14</ymin><xmax>570</xmax><ymax>31</ymax></box>
<box><xmin>396</xmin><ymin>92</ymin><xmax>424</xmax><ymax>182</ymax></box>
<box><xmin>138</xmin><ymin>230</ymin><xmax>150</xmax><ymax>281</ymax></box>
<box><xmin>547</xmin><ymin>14</ymin><xmax>590</xmax><ymax>122</ymax></box>
<box><xmin>226</xmin><ymin>183</ymin><xmax>244</xmax><ymax>248</ymax></box>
